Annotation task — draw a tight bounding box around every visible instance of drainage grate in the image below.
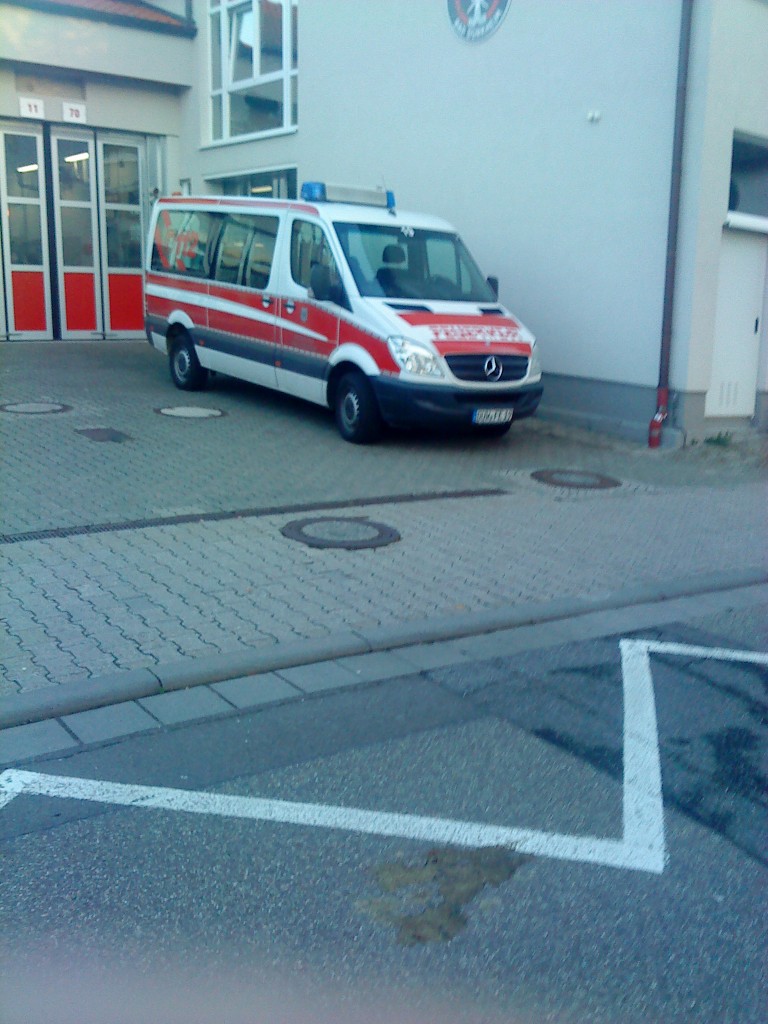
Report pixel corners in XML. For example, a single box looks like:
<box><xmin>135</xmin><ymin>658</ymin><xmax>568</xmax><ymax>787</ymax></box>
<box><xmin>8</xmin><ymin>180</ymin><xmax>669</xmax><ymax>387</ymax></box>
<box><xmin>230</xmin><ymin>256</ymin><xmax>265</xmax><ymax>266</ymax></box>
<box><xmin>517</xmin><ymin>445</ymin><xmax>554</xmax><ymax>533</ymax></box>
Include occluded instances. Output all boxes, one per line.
<box><xmin>76</xmin><ymin>428</ymin><xmax>132</xmax><ymax>443</ymax></box>
<box><xmin>0</xmin><ymin>487</ymin><xmax>506</xmax><ymax>545</ymax></box>
<box><xmin>281</xmin><ymin>516</ymin><xmax>400</xmax><ymax>550</ymax></box>
<box><xmin>531</xmin><ymin>469</ymin><xmax>622</xmax><ymax>490</ymax></box>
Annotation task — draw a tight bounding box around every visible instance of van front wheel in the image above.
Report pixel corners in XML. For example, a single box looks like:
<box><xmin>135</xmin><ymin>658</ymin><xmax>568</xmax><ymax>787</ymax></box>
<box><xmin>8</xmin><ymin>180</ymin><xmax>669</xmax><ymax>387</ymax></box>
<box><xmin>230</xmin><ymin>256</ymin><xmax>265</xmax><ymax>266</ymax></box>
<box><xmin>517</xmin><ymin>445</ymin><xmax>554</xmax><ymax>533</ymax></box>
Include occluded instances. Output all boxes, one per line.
<box><xmin>169</xmin><ymin>334</ymin><xmax>208</xmax><ymax>391</ymax></box>
<box><xmin>334</xmin><ymin>371</ymin><xmax>382</xmax><ymax>444</ymax></box>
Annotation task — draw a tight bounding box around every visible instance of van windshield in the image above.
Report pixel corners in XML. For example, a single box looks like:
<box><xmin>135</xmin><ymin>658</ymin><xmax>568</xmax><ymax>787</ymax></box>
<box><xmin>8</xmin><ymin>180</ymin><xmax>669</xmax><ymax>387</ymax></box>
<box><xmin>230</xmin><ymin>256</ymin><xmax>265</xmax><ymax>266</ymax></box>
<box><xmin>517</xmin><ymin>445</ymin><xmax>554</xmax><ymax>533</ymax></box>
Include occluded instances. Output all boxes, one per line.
<box><xmin>333</xmin><ymin>222</ymin><xmax>497</xmax><ymax>302</ymax></box>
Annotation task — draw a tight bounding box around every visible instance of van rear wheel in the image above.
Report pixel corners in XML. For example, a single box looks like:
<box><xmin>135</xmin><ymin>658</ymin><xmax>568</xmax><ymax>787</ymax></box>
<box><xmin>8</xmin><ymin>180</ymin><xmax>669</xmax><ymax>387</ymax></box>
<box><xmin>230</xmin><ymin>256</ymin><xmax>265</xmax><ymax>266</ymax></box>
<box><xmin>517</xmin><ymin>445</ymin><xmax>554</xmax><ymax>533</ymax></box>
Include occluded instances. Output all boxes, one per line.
<box><xmin>334</xmin><ymin>371</ymin><xmax>382</xmax><ymax>444</ymax></box>
<box><xmin>169</xmin><ymin>333</ymin><xmax>207</xmax><ymax>391</ymax></box>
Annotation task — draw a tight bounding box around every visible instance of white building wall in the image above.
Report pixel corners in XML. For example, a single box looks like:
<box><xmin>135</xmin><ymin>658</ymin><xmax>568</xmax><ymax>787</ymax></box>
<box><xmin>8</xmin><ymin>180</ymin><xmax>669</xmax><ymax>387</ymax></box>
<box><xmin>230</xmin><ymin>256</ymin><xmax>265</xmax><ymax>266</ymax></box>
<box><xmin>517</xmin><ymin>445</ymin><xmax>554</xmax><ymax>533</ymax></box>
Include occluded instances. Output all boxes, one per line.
<box><xmin>297</xmin><ymin>0</ymin><xmax>680</xmax><ymax>392</ymax></box>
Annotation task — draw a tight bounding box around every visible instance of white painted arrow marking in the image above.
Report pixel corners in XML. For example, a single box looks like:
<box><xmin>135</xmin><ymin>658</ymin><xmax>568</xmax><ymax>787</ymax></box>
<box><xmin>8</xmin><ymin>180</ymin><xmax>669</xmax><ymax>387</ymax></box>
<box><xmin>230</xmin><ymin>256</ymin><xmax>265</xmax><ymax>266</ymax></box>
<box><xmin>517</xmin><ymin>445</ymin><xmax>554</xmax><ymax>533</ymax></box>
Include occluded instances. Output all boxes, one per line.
<box><xmin>2</xmin><ymin>641</ymin><xmax>765</xmax><ymax>874</ymax></box>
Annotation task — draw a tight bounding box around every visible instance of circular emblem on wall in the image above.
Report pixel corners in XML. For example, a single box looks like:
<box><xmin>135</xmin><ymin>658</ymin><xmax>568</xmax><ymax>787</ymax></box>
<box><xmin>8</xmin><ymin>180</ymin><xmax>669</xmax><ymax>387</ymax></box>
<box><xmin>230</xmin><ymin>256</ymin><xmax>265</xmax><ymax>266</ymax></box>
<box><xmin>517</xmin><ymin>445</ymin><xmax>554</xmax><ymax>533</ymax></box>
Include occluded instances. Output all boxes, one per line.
<box><xmin>448</xmin><ymin>0</ymin><xmax>511</xmax><ymax>42</ymax></box>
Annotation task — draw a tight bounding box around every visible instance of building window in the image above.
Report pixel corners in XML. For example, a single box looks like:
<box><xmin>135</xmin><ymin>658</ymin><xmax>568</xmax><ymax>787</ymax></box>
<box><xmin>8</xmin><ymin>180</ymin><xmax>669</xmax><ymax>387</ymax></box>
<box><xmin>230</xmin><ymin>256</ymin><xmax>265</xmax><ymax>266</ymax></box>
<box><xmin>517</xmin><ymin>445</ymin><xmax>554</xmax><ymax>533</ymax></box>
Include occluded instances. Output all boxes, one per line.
<box><xmin>729</xmin><ymin>137</ymin><xmax>768</xmax><ymax>220</ymax></box>
<box><xmin>206</xmin><ymin>167</ymin><xmax>297</xmax><ymax>198</ymax></box>
<box><xmin>210</xmin><ymin>0</ymin><xmax>298</xmax><ymax>143</ymax></box>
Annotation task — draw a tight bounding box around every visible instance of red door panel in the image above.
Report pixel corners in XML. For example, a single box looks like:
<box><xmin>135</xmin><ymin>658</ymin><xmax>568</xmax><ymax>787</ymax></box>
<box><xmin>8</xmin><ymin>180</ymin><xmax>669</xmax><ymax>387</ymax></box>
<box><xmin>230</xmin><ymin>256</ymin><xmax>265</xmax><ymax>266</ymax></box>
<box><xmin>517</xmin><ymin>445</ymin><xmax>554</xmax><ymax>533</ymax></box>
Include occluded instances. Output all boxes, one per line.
<box><xmin>12</xmin><ymin>272</ymin><xmax>47</xmax><ymax>332</ymax></box>
<box><xmin>108</xmin><ymin>274</ymin><xmax>144</xmax><ymax>331</ymax></box>
<box><xmin>63</xmin><ymin>272</ymin><xmax>98</xmax><ymax>332</ymax></box>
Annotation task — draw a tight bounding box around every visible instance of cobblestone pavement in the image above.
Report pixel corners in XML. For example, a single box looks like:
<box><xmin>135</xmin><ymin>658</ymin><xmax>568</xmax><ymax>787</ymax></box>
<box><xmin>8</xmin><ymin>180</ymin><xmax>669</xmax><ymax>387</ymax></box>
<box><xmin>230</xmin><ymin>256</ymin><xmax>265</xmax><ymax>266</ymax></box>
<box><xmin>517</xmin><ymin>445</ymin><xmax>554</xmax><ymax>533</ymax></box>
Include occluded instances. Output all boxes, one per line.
<box><xmin>1</xmin><ymin>341</ymin><xmax>766</xmax><ymax>700</ymax></box>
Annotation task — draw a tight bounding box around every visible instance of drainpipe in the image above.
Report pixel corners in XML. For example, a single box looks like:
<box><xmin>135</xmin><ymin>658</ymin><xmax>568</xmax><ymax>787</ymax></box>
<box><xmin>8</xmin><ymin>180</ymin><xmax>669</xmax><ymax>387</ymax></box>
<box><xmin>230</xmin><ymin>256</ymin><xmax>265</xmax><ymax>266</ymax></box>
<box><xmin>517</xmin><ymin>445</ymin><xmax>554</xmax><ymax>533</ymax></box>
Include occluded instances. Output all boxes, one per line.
<box><xmin>650</xmin><ymin>0</ymin><xmax>694</xmax><ymax>448</ymax></box>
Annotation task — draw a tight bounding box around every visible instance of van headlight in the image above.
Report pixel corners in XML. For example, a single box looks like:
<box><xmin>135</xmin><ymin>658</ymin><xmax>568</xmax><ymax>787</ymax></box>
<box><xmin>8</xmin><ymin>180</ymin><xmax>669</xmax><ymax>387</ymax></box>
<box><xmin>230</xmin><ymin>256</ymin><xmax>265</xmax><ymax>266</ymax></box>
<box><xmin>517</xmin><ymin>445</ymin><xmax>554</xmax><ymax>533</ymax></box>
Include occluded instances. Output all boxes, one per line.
<box><xmin>529</xmin><ymin>341</ymin><xmax>542</xmax><ymax>379</ymax></box>
<box><xmin>387</xmin><ymin>336</ymin><xmax>444</xmax><ymax>378</ymax></box>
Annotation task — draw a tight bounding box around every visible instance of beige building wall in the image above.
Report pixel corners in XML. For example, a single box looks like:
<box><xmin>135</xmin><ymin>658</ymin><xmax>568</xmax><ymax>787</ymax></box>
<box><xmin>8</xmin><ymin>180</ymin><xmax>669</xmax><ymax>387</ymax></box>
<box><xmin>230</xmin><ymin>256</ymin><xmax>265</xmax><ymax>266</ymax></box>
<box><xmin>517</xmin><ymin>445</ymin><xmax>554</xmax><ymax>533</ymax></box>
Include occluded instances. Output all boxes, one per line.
<box><xmin>672</xmin><ymin>0</ymin><xmax>768</xmax><ymax>434</ymax></box>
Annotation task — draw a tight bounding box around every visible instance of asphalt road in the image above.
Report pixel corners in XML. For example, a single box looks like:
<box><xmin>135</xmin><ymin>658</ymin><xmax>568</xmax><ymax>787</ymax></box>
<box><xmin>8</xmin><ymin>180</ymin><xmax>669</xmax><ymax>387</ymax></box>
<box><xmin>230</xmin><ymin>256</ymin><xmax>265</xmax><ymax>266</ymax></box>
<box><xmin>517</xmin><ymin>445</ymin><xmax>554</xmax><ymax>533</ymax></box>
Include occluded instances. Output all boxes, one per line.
<box><xmin>2</xmin><ymin>599</ymin><xmax>765</xmax><ymax>1024</ymax></box>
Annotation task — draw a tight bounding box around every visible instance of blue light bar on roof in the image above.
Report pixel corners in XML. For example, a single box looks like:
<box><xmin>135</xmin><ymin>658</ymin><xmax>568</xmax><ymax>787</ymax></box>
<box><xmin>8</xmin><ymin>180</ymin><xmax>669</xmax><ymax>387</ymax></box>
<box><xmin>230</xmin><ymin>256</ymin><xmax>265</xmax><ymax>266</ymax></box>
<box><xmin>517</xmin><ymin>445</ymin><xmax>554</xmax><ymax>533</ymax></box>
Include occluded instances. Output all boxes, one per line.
<box><xmin>301</xmin><ymin>181</ymin><xmax>396</xmax><ymax>209</ymax></box>
<box><xmin>300</xmin><ymin>181</ymin><xmax>327</xmax><ymax>202</ymax></box>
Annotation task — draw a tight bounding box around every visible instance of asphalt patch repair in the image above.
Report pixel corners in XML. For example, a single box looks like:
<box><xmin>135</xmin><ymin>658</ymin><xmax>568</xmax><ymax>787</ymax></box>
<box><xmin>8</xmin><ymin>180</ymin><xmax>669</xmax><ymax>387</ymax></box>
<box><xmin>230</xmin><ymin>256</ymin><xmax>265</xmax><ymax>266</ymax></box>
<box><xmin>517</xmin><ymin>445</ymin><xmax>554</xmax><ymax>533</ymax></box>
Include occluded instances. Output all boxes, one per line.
<box><xmin>357</xmin><ymin>846</ymin><xmax>531</xmax><ymax>945</ymax></box>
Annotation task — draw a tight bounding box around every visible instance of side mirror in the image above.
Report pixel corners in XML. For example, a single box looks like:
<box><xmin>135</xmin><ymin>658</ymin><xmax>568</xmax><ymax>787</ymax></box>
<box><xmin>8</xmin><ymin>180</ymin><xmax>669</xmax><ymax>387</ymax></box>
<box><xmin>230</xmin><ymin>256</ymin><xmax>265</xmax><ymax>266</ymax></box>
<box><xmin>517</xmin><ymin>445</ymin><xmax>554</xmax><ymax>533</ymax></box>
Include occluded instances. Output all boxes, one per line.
<box><xmin>487</xmin><ymin>275</ymin><xmax>499</xmax><ymax>299</ymax></box>
<box><xmin>309</xmin><ymin>263</ymin><xmax>331</xmax><ymax>301</ymax></box>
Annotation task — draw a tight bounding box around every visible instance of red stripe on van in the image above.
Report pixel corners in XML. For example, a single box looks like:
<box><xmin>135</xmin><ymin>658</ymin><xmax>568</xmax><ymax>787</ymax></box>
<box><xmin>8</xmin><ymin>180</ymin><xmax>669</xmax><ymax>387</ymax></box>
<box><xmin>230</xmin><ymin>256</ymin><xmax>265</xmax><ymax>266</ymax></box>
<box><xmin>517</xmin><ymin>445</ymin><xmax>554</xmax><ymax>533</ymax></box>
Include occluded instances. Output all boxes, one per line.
<box><xmin>208</xmin><ymin>283</ymin><xmax>272</xmax><ymax>309</ymax></box>
<box><xmin>432</xmin><ymin>340</ymin><xmax>531</xmax><ymax>357</ymax></box>
<box><xmin>399</xmin><ymin>313</ymin><xmax>521</xmax><ymax>329</ymax></box>
<box><xmin>145</xmin><ymin>271</ymin><xmax>209</xmax><ymax>294</ymax></box>
<box><xmin>147</xmin><ymin>295</ymin><xmax>204</xmax><ymax>322</ymax></box>
<box><xmin>338</xmin><ymin>320</ymin><xmax>400</xmax><ymax>374</ymax></box>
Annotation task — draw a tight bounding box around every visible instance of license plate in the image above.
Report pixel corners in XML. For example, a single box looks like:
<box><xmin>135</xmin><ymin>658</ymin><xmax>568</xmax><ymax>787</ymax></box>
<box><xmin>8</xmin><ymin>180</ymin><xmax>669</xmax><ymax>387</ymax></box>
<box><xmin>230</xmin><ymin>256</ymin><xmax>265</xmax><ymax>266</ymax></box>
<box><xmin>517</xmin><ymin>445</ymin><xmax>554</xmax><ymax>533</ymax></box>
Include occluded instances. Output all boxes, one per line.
<box><xmin>472</xmin><ymin>408</ymin><xmax>514</xmax><ymax>425</ymax></box>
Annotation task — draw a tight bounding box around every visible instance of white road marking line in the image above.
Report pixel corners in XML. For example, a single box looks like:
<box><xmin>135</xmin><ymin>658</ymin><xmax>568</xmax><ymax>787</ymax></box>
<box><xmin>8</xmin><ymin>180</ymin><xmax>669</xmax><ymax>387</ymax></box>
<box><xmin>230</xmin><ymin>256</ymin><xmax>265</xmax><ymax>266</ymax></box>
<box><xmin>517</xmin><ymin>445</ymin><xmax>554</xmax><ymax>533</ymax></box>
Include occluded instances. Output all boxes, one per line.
<box><xmin>620</xmin><ymin>640</ymin><xmax>666</xmax><ymax>871</ymax></box>
<box><xmin>0</xmin><ymin>770</ymin><xmax>25</xmax><ymax>809</ymax></box>
<box><xmin>0</xmin><ymin>767</ymin><xmax>629</xmax><ymax>866</ymax></box>
<box><xmin>2</xmin><ymin>642</ymin><xmax>765</xmax><ymax>873</ymax></box>
<box><xmin>643</xmin><ymin>641</ymin><xmax>768</xmax><ymax>665</ymax></box>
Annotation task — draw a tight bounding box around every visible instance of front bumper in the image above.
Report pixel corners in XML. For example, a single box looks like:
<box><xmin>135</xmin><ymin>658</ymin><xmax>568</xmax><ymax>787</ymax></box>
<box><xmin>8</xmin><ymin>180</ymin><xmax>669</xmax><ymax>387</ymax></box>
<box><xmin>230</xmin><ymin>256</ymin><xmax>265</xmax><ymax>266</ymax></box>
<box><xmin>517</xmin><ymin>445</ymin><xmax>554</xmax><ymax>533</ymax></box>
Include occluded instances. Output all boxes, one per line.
<box><xmin>370</xmin><ymin>376</ymin><xmax>543</xmax><ymax>429</ymax></box>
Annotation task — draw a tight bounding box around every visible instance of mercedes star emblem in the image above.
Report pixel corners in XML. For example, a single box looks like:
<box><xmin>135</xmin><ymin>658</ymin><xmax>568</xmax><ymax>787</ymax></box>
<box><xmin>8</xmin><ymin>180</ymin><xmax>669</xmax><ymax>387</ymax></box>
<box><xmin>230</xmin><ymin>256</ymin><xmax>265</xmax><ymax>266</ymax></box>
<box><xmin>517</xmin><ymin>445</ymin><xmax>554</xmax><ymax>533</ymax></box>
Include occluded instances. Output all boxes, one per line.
<box><xmin>483</xmin><ymin>355</ymin><xmax>503</xmax><ymax>381</ymax></box>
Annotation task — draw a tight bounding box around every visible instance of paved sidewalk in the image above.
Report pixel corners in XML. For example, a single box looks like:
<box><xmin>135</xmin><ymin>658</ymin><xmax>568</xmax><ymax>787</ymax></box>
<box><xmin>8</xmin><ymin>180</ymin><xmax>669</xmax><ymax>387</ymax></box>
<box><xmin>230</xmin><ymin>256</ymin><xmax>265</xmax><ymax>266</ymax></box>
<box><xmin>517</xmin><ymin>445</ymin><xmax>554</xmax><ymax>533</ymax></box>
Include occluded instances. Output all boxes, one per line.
<box><xmin>1</xmin><ymin>341</ymin><xmax>766</xmax><ymax>727</ymax></box>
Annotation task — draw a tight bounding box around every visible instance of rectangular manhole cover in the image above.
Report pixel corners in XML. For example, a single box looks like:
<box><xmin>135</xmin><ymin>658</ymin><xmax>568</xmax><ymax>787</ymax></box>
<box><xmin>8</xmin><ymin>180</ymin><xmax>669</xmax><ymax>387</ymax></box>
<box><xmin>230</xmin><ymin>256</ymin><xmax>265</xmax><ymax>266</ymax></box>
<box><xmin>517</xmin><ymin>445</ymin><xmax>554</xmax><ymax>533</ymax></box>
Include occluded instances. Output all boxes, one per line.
<box><xmin>76</xmin><ymin>428</ymin><xmax>132</xmax><ymax>443</ymax></box>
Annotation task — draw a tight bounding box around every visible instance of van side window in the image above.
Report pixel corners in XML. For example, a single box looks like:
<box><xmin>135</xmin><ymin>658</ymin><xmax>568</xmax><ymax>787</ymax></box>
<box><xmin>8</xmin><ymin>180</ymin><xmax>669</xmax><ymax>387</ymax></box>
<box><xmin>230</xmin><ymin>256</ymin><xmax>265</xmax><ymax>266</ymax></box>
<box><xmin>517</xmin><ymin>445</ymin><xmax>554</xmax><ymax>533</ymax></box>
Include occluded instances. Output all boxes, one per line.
<box><xmin>244</xmin><ymin>215</ymin><xmax>278</xmax><ymax>290</ymax></box>
<box><xmin>150</xmin><ymin>208</ymin><xmax>218</xmax><ymax>279</ymax></box>
<box><xmin>290</xmin><ymin>220</ymin><xmax>346</xmax><ymax>306</ymax></box>
<box><xmin>151</xmin><ymin>209</ymin><xmax>185</xmax><ymax>272</ymax></box>
<box><xmin>214</xmin><ymin>216</ymin><xmax>253</xmax><ymax>285</ymax></box>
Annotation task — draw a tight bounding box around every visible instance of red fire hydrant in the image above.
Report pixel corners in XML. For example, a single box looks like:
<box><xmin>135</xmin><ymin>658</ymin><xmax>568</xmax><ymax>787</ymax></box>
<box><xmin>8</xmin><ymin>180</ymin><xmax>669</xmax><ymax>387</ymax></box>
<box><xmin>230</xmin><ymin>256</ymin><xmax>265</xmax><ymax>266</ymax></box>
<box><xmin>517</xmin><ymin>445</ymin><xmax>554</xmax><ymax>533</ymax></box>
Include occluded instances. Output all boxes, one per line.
<box><xmin>648</xmin><ymin>410</ymin><xmax>665</xmax><ymax>448</ymax></box>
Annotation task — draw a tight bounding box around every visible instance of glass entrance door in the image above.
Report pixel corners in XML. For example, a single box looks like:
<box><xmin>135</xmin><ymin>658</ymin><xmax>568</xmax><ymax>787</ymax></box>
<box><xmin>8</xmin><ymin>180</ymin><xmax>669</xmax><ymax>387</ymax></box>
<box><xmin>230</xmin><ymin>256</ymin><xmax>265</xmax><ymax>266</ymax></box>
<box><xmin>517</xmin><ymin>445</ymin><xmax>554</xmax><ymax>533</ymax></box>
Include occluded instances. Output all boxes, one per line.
<box><xmin>51</xmin><ymin>131</ymin><xmax>101</xmax><ymax>338</ymax></box>
<box><xmin>0</xmin><ymin>122</ymin><xmax>147</xmax><ymax>341</ymax></box>
<box><xmin>0</xmin><ymin>127</ymin><xmax>52</xmax><ymax>339</ymax></box>
<box><xmin>98</xmin><ymin>138</ymin><xmax>146</xmax><ymax>335</ymax></box>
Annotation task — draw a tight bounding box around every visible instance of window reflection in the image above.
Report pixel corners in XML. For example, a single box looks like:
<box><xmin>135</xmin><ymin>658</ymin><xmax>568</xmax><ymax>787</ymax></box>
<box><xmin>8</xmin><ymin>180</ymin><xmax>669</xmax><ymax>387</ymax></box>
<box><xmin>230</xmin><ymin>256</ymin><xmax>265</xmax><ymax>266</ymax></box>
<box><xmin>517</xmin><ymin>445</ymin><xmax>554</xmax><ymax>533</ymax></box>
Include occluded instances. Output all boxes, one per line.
<box><xmin>8</xmin><ymin>205</ymin><xmax>43</xmax><ymax>265</ymax></box>
<box><xmin>6</xmin><ymin>135</ymin><xmax>40</xmax><ymax>199</ymax></box>
<box><xmin>61</xmin><ymin>207</ymin><xmax>94</xmax><ymax>266</ymax></box>
<box><xmin>106</xmin><ymin>210</ymin><xmax>142</xmax><ymax>268</ymax></box>
<box><xmin>230</xmin><ymin>79</ymin><xmax>283</xmax><ymax>137</ymax></box>
<box><xmin>58</xmin><ymin>140</ymin><xmax>90</xmax><ymax>202</ymax></box>
<box><xmin>103</xmin><ymin>145</ymin><xmax>140</xmax><ymax>205</ymax></box>
<box><xmin>729</xmin><ymin>138</ymin><xmax>768</xmax><ymax>219</ymax></box>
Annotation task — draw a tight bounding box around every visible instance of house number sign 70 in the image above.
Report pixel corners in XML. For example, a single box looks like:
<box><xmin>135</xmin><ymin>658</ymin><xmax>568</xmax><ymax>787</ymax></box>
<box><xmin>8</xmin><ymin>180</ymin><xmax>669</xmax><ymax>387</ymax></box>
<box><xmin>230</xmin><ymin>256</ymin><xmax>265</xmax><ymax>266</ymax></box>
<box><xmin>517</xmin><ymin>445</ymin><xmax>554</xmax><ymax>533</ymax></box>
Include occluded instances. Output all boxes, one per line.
<box><xmin>63</xmin><ymin>102</ymin><xmax>87</xmax><ymax>123</ymax></box>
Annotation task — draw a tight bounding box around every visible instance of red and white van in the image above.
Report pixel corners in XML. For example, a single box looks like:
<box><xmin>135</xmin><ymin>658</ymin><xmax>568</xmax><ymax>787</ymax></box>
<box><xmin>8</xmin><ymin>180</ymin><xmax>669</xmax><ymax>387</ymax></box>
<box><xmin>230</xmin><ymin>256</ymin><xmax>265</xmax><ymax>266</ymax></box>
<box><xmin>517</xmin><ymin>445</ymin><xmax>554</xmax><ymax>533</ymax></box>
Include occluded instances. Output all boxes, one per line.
<box><xmin>144</xmin><ymin>183</ymin><xmax>543</xmax><ymax>443</ymax></box>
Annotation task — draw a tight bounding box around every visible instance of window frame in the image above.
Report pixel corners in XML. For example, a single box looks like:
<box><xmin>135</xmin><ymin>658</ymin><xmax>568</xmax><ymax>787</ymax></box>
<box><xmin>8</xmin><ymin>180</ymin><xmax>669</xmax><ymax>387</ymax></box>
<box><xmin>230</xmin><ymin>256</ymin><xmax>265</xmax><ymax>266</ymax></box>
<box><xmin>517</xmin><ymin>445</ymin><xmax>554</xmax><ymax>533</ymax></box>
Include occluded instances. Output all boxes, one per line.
<box><xmin>209</xmin><ymin>0</ymin><xmax>298</xmax><ymax>145</ymax></box>
<box><xmin>290</xmin><ymin>218</ymin><xmax>349</xmax><ymax>308</ymax></box>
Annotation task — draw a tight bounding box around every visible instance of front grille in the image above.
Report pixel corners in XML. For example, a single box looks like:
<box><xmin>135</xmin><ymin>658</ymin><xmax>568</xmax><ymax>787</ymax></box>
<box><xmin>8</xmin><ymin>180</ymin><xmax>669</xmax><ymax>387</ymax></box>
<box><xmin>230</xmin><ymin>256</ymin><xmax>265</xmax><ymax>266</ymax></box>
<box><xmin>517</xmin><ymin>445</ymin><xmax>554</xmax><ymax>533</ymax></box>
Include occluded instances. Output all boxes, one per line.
<box><xmin>445</xmin><ymin>354</ymin><xmax>529</xmax><ymax>382</ymax></box>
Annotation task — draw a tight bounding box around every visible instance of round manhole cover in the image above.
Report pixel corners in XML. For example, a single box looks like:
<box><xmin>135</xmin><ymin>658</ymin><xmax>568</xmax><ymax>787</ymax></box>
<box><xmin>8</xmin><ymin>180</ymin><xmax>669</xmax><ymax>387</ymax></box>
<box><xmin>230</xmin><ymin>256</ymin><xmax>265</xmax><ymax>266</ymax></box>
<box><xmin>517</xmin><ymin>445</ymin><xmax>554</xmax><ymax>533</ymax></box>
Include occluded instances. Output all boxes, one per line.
<box><xmin>531</xmin><ymin>469</ymin><xmax>622</xmax><ymax>490</ymax></box>
<box><xmin>281</xmin><ymin>516</ymin><xmax>401</xmax><ymax>550</ymax></box>
<box><xmin>156</xmin><ymin>406</ymin><xmax>225</xmax><ymax>419</ymax></box>
<box><xmin>1</xmin><ymin>402</ymin><xmax>71</xmax><ymax>415</ymax></box>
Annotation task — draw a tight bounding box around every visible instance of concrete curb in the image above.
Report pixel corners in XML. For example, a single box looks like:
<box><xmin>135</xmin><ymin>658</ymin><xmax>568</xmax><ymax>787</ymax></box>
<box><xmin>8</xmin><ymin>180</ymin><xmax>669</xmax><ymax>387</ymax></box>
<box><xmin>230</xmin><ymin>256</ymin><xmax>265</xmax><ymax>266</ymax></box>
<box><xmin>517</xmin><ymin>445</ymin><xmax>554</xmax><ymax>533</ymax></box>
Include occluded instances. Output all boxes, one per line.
<box><xmin>1</xmin><ymin>567</ymin><xmax>765</xmax><ymax>730</ymax></box>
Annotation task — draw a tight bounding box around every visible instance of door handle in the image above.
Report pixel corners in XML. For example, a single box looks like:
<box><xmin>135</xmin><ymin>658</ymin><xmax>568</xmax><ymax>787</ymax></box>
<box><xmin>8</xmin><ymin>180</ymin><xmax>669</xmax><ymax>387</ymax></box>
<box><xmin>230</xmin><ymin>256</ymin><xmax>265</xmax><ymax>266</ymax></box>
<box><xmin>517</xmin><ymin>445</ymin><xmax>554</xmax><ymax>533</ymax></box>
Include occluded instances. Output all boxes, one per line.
<box><xmin>262</xmin><ymin>296</ymin><xmax>272</xmax><ymax>308</ymax></box>
<box><xmin>285</xmin><ymin>300</ymin><xmax>295</xmax><ymax>314</ymax></box>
